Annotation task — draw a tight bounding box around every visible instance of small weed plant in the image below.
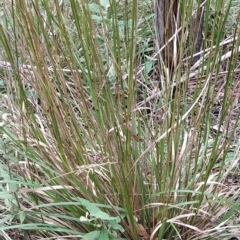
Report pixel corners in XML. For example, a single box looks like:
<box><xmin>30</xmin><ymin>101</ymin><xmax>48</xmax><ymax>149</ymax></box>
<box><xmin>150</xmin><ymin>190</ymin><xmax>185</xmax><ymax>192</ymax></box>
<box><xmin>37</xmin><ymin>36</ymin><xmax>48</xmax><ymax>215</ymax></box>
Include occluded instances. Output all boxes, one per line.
<box><xmin>78</xmin><ymin>198</ymin><xmax>126</xmax><ymax>240</ymax></box>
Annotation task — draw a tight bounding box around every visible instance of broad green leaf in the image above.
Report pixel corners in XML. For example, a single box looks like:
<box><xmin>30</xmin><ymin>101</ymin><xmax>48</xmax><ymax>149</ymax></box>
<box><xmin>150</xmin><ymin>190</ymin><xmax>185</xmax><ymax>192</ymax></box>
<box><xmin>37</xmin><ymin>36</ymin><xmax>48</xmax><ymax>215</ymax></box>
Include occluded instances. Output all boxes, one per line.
<box><xmin>78</xmin><ymin>198</ymin><xmax>116</xmax><ymax>220</ymax></box>
<box><xmin>144</xmin><ymin>61</ymin><xmax>153</xmax><ymax>76</ymax></box>
<box><xmin>99</xmin><ymin>228</ymin><xmax>109</xmax><ymax>240</ymax></box>
<box><xmin>18</xmin><ymin>211</ymin><xmax>26</xmax><ymax>224</ymax></box>
<box><xmin>108</xmin><ymin>219</ymin><xmax>124</xmax><ymax>232</ymax></box>
<box><xmin>82</xmin><ymin>231</ymin><xmax>100</xmax><ymax>240</ymax></box>
<box><xmin>88</xmin><ymin>3</ymin><xmax>101</xmax><ymax>14</ymax></box>
<box><xmin>100</xmin><ymin>0</ymin><xmax>110</xmax><ymax>10</ymax></box>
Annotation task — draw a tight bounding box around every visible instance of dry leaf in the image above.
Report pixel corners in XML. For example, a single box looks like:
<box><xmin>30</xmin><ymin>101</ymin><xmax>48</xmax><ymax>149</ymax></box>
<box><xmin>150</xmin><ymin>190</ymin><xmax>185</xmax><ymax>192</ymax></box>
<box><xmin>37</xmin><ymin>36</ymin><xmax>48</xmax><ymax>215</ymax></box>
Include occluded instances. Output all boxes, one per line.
<box><xmin>136</xmin><ymin>223</ymin><xmax>150</xmax><ymax>239</ymax></box>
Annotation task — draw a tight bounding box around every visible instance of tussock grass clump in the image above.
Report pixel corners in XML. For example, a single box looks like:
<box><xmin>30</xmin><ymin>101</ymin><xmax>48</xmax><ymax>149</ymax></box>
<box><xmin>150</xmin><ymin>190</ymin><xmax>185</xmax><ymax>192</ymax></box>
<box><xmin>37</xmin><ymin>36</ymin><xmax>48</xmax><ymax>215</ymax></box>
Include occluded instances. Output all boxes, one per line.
<box><xmin>0</xmin><ymin>0</ymin><xmax>239</xmax><ymax>239</ymax></box>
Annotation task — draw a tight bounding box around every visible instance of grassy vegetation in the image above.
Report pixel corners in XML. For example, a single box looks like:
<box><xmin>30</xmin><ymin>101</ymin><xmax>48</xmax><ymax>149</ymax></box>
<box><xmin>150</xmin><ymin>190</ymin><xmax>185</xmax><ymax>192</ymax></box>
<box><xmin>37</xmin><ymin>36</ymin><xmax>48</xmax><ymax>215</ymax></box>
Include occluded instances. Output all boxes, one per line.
<box><xmin>0</xmin><ymin>0</ymin><xmax>239</xmax><ymax>239</ymax></box>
